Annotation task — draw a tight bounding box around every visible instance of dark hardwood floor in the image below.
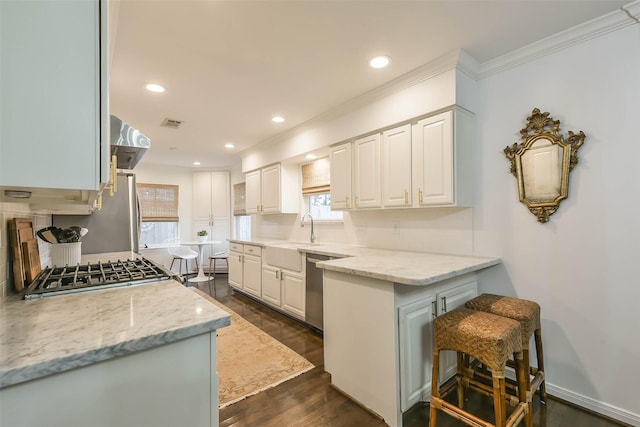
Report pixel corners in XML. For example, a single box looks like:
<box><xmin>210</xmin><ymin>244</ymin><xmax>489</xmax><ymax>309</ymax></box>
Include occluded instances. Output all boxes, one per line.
<box><xmin>192</xmin><ymin>276</ymin><xmax>629</xmax><ymax>427</ymax></box>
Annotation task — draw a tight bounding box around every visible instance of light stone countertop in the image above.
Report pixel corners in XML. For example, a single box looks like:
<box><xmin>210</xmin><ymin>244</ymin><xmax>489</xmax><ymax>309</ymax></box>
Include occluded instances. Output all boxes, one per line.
<box><xmin>316</xmin><ymin>251</ymin><xmax>500</xmax><ymax>286</ymax></box>
<box><xmin>0</xmin><ymin>280</ymin><xmax>231</xmax><ymax>388</ymax></box>
<box><xmin>230</xmin><ymin>239</ymin><xmax>500</xmax><ymax>286</ymax></box>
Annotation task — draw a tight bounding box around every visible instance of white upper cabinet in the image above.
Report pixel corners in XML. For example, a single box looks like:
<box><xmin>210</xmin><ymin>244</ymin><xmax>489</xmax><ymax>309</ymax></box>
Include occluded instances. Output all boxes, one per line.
<box><xmin>329</xmin><ymin>108</ymin><xmax>473</xmax><ymax>211</ymax></box>
<box><xmin>0</xmin><ymin>0</ymin><xmax>109</xmax><ymax>204</ymax></box>
<box><xmin>353</xmin><ymin>134</ymin><xmax>381</xmax><ymax>209</ymax></box>
<box><xmin>193</xmin><ymin>171</ymin><xmax>230</xmax><ymax>222</ymax></box>
<box><xmin>260</xmin><ymin>163</ymin><xmax>282</xmax><ymax>214</ymax></box>
<box><xmin>330</xmin><ymin>143</ymin><xmax>353</xmax><ymax>210</ymax></box>
<box><xmin>245</xmin><ymin>169</ymin><xmax>262</xmax><ymax>214</ymax></box>
<box><xmin>382</xmin><ymin>124</ymin><xmax>412</xmax><ymax>208</ymax></box>
<box><xmin>412</xmin><ymin>109</ymin><xmax>473</xmax><ymax>207</ymax></box>
<box><xmin>245</xmin><ymin>163</ymin><xmax>299</xmax><ymax>214</ymax></box>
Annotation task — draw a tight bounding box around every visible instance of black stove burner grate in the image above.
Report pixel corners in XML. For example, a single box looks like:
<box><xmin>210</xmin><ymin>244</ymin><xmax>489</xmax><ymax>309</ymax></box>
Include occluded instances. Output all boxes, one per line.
<box><xmin>24</xmin><ymin>257</ymin><xmax>175</xmax><ymax>299</ymax></box>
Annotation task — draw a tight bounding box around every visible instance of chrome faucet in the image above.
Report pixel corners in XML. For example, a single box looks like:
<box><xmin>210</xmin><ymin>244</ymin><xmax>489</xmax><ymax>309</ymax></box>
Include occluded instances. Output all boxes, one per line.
<box><xmin>301</xmin><ymin>212</ymin><xmax>316</xmax><ymax>244</ymax></box>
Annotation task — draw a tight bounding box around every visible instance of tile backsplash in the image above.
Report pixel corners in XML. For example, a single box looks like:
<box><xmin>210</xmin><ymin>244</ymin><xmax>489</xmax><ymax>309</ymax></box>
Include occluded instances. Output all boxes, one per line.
<box><xmin>1</xmin><ymin>202</ymin><xmax>51</xmax><ymax>297</ymax></box>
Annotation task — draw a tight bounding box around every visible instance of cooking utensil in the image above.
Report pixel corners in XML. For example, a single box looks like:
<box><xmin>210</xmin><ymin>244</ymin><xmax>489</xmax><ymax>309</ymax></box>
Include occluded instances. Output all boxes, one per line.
<box><xmin>58</xmin><ymin>228</ymin><xmax>80</xmax><ymax>243</ymax></box>
<box><xmin>37</xmin><ymin>226</ymin><xmax>59</xmax><ymax>244</ymax></box>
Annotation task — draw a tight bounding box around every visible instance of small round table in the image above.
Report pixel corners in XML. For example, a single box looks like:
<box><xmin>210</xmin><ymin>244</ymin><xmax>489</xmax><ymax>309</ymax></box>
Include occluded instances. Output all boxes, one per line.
<box><xmin>180</xmin><ymin>240</ymin><xmax>222</xmax><ymax>283</ymax></box>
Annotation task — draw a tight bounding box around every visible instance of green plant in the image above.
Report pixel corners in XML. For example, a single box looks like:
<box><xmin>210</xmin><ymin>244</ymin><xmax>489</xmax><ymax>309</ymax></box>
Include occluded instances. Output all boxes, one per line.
<box><xmin>197</xmin><ymin>230</ymin><xmax>208</xmax><ymax>236</ymax></box>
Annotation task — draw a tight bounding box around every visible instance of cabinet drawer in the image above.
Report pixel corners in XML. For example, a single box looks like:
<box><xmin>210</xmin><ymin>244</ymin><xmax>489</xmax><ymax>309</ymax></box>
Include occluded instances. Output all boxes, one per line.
<box><xmin>244</xmin><ymin>244</ymin><xmax>261</xmax><ymax>256</ymax></box>
<box><xmin>229</xmin><ymin>242</ymin><xmax>243</xmax><ymax>252</ymax></box>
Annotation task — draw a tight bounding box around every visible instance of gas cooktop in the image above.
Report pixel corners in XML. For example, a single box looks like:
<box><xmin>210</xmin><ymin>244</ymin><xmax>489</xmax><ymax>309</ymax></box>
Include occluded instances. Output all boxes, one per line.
<box><xmin>24</xmin><ymin>257</ymin><xmax>177</xmax><ymax>300</ymax></box>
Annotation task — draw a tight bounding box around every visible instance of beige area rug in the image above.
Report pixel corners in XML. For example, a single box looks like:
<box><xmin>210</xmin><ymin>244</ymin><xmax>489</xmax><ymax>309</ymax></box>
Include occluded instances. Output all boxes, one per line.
<box><xmin>191</xmin><ymin>289</ymin><xmax>315</xmax><ymax>408</ymax></box>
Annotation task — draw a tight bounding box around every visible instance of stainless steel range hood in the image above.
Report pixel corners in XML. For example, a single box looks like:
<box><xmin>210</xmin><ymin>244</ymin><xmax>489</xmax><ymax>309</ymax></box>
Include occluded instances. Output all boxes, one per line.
<box><xmin>110</xmin><ymin>115</ymin><xmax>150</xmax><ymax>169</ymax></box>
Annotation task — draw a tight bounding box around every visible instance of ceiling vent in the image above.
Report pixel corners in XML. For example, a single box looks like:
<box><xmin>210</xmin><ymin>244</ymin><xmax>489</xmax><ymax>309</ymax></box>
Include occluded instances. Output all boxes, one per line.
<box><xmin>161</xmin><ymin>118</ymin><xmax>183</xmax><ymax>129</ymax></box>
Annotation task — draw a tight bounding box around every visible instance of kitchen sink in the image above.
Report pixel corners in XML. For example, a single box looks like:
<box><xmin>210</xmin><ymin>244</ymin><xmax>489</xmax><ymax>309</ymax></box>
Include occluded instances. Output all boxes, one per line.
<box><xmin>265</xmin><ymin>244</ymin><xmax>303</xmax><ymax>272</ymax></box>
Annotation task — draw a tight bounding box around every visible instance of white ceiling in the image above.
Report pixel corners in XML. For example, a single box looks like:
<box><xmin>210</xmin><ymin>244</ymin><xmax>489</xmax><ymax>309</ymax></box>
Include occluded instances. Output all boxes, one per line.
<box><xmin>109</xmin><ymin>0</ymin><xmax>628</xmax><ymax>170</ymax></box>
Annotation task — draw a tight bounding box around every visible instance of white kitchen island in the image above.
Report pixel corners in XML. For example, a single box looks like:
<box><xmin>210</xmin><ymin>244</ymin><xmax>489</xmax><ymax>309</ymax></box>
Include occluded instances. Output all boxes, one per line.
<box><xmin>0</xmin><ymin>278</ymin><xmax>230</xmax><ymax>427</ymax></box>
<box><xmin>317</xmin><ymin>252</ymin><xmax>500</xmax><ymax>427</ymax></box>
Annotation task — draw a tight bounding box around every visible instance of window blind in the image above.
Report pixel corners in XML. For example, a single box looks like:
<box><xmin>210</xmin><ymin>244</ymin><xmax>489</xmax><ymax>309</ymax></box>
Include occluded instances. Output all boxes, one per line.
<box><xmin>301</xmin><ymin>157</ymin><xmax>330</xmax><ymax>195</ymax></box>
<box><xmin>137</xmin><ymin>183</ymin><xmax>179</xmax><ymax>222</ymax></box>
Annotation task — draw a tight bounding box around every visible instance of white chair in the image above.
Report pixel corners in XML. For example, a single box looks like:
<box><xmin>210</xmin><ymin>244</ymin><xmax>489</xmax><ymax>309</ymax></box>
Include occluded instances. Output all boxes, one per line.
<box><xmin>207</xmin><ymin>242</ymin><xmax>229</xmax><ymax>296</ymax></box>
<box><xmin>168</xmin><ymin>245</ymin><xmax>199</xmax><ymax>280</ymax></box>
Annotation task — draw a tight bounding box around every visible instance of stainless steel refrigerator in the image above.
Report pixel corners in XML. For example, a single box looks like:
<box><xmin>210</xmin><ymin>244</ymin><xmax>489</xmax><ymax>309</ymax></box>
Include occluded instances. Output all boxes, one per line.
<box><xmin>53</xmin><ymin>173</ymin><xmax>140</xmax><ymax>254</ymax></box>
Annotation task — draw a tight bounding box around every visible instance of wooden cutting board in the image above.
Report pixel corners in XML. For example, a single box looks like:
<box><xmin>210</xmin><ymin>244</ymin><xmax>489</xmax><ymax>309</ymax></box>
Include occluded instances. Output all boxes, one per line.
<box><xmin>22</xmin><ymin>239</ymin><xmax>42</xmax><ymax>284</ymax></box>
<box><xmin>8</xmin><ymin>218</ymin><xmax>34</xmax><ymax>291</ymax></box>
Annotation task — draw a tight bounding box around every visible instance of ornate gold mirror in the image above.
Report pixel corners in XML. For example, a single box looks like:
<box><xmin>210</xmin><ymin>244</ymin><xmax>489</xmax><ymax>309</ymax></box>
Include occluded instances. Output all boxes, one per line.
<box><xmin>504</xmin><ymin>108</ymin><xmax>585</xmax><ymax>223</ymax></box>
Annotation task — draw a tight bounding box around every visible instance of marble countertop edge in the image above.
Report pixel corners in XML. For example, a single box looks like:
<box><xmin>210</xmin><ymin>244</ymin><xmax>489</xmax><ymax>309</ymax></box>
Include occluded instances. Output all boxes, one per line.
<box><xmin>318</xmin><ymin>257</ymin><xmax>501</xmax><ymax>286</ymax></box>
<box><xmin>0</xmin><ymin>316</ymin><xmax>231</xmax><ymax>389</ymax></box>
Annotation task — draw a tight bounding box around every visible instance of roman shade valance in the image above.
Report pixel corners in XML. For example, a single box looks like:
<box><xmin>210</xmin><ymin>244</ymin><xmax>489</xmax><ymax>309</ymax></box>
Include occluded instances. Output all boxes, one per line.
<box><xmin>137</xmin><ymin>183</ymin><xmax>179</xmax><ymax>222</ymax></box>
<box><xmin>301</xmin><ymin>157</ymin><xmax>330</xmax><ymax>195</ymax></box>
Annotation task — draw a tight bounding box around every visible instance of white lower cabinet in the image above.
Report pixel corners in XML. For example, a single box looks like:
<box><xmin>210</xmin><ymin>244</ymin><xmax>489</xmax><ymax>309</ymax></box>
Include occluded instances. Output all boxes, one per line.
<box><xmin>397</xmin><ymin>279</ymin><xmax>477</xmax><ymax>412</ymax></box>
<box><xmin>261</xmin><ymin>266</ymin><xmax>305</xmax><ymax>320</ymax></box>
<box><xmin>228</xmin><ymin>245</ymin><xmax>243</xmax><ymax>289</ymax></box>
<box><xmin>242</xmin><ymin>247</ymin><xmax>262</xmax><ymax>298</ymax></box>
<box><xmin>282</xmin><ymin>270</ymin><xmax>305</xmax><ymax>319</ymax></box>
<box><xmin>228</xmin><ymin>243</ymin><xmax>262</xmax><ymax>293</ymax></box>
<box><xmin>261</xmin><ymin>266</ymin><xmax>282</xmax><ymax>307</ymax></box>
<box><xmin>398</xmin><ymin>296</ymin><xmax>435</xmax><ymax>412</ymax></box>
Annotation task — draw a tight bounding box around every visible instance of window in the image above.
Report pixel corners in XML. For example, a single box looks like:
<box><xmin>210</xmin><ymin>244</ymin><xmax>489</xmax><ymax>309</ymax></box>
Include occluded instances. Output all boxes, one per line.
<box><xmin>308</xmin><ymin>193</ymin><xmax>342</xmax><ymax>221</ymax></box>
<box><xmin>137</xmin><ymin>183</ymin><xmax>179</xmax><ymax>246</ymax></box>
<box><xmin>302</xmin><ymin>157</ymin><xmax>342</xmax><ymax>221</ymax></box>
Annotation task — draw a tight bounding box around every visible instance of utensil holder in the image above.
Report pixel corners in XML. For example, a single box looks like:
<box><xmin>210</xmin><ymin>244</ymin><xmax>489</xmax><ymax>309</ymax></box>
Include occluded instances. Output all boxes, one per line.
<box><xmin>51</xmin><ymin>242</ymin><xmax>82</xmax><ymax>266</ymax></box>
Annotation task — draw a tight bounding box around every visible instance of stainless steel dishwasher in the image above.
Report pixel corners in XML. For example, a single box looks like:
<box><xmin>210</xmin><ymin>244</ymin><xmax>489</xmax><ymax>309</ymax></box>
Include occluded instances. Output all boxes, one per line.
<box><xmin>305</xmin><ymin>254</ymin><xmax>332</xmax><ymax>332</ymax></box>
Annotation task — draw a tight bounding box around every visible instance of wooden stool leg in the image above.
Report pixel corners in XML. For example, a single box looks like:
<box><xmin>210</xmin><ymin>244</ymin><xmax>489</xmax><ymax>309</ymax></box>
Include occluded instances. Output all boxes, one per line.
<box><xmin>429</xmin><ymin>351</ymin><xmax>440</xmax><ymax>427</ymax></box>
<box><xmin>170</xmin><ymin>258</ymin><xmax>176</xmax><ymax>270</ymax></box>
<box><xmin>515</xmin><ymin>352</ymin><xmax>532</xmax><ymax>427</ymax></box>
<box><xmin>456</xmin><ymin>351</ymin><xmax>465</xmax><ymax>408</ymax></box>
<box><xmin>492</xmin><ymin>374</ymin><xmax>506</xmax><ymax>427</ymax></box>
<box><xmin>535</xmin><ymin>329</ymin><xmax>546</xmax><ymax>403</ymax></box>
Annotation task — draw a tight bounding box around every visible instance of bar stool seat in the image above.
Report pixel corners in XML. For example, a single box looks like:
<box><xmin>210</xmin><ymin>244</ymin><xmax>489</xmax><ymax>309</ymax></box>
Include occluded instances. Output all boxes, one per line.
<box><xmin>465</xmin><ymin>293</ymin><xmax>546</xmax><ymax>406</ymax></box>
<box><xmin>430</xmin><ymin>307</ymin><xmax>529</xmax><ymax>427</ymax></box>
<box><xmin>168</xmin><ymin>246</ymin><xmax>199</xmax><ymax>278</ymax></box>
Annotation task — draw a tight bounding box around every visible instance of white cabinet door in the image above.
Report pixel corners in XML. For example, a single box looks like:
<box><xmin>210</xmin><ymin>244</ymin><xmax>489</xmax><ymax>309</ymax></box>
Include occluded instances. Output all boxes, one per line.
<box><xmin>261</xmin><ymin>266</ymin><xmax>282</xmax><ymax>307</ymax></box>
<box><xmin>228</xmin><ymin>251</ymin><xmax>243</xmax><ymax>289</ymax></box>
<box><xmin>243</xmin><ymin>253</ymin><xmax>262</xmax><ymax>298</ymax></box>
<box><xmin>435</xmin><ymin>280</ymin><xmax>477</xmax><ymax>384</ymax></box>
<box><xmin>260</xmin><ymin>164</ymin><xmax>281</xmax><ymax>214</ymax></box>
<box><xmin>282</xmin><ymin>271</ymin><xmax>305</xmax><ymax>319</ymax></box>
<box><xmin>353</xmin><ymin>134</ymin><xmax>381</xmax><ymax>208</ymax></box>
<box><xmin>330</xmin><ymin>142</ymin><xmax>352</xmax><ymax>210</ymax></box>
<box><xmin>193</xmin><ymin>171</ymin><xmax>230</xmax><ymax>260</ymax></box>
<box><xmin>412</xmin><ymin>111</ymin><xmax>454</xmax><ymax>206</ymax></box>
<box><xmin>193</xmin><ymin>172</ymin><xmax>213</xmax><ymax>222</ymax></box>
<box><xmin>211</xmin><ymin>172</ymin><xmax>230</xmax><ymax>220</ymax></box>
<box><xmin>398</xmin><ymin>296</ymin><xmax>435</xmax><ymax>411</ymax></box>
<box><xmin>382</xmin><ymin>124</ymin><xmax>412</xmax><ymax>208</ymax></box>
<box><xmin>0</xmin><ymin>0</ymin><xmax>106</xmax><ymax>192</ymax></box>
<box><xmin>245</xmin><ymin>169</ymin><xmax>261</xmax><ymax>214</ymax></box>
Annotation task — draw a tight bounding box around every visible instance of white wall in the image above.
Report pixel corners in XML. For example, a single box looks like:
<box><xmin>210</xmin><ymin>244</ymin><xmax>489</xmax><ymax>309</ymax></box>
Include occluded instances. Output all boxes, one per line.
<box><xmin>474</xmin><ymin>24</ymin><xmax>640</xmax><ymax>422</ymax></box>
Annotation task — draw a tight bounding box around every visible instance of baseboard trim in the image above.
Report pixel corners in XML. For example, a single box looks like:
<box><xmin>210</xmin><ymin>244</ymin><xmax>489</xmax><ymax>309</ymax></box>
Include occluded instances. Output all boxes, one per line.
<box><xmin>546</xmin><ymin>383</ymin><xmax>640</xmax><ymax>426</ymax></box>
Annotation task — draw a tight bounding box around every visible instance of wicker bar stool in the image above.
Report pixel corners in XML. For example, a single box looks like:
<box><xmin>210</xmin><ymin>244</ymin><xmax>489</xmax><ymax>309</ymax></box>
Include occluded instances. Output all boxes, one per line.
<box><xmin>430</xmin><ymin>307</ymin><xmax>529</xmax><ymax>427</ymax></box>
<box><xmin>465</xmin><ymin>294</ymin><xmax>546</xmax><ymax>409</ymax></box>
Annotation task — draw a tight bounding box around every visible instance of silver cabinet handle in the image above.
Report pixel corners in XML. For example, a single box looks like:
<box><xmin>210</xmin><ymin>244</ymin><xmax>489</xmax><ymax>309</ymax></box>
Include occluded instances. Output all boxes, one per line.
<box><xmin>441</xmin><ymin>296</ymin><xmax>447</xmax><ymax>313</ymax></box>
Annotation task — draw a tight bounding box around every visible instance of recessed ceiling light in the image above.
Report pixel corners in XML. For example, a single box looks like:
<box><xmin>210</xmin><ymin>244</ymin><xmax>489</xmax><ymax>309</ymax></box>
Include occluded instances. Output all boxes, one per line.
<box><xmin>272</xmin><ymin>116</ymin><xmax>285</xmax><ymax>123</ymax></box>
<box><xmin>145</xmin><ymin>83</ymin><xmax>165</xmax><ymax>93</ymax></box>
<box><xmin>193</xmin><ymin>161</ymin><xmax>201</xmax><ymax>166</ymax></box>
<box><xmin>369</xmin><ymin>56</ymin><xmax>391</xmax><ymax>69</ymax></box>
<box><xmin>305</xmin><ymin>154</ymin><xmax>317</xmax><ymax>160</ymax></box>
<box><xmin>224</xmin><ymin>143</ymin><xmax>235</xmax><ymax>149</ymax></box>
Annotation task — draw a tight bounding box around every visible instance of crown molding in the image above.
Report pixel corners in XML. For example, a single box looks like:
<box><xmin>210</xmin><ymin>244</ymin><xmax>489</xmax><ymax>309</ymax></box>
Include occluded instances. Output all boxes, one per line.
<box><xmin>623</xmin><ymin>0</ymin><xmax>640</xmax><ymax>20</ymax></box>
<box><xmin>477</xmin><ymin>2</ymin><xmax>639</xmax><ymax>79</ymax></box>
